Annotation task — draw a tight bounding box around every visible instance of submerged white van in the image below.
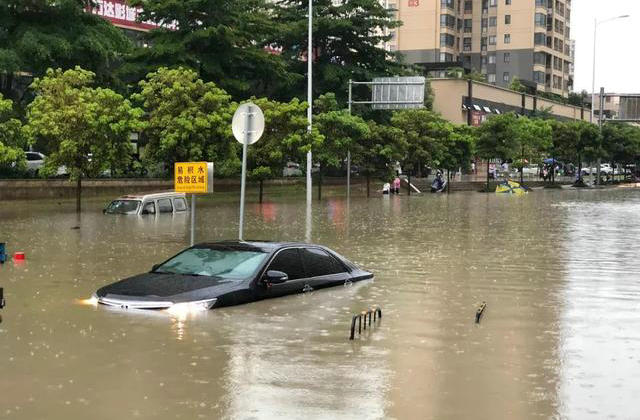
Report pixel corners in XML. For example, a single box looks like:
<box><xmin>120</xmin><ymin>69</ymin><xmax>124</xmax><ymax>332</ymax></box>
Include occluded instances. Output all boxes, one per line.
<box><xmin>104</xmin><ymin>192</ymin><xmax>188</xmax><ymax>215</ymax></box>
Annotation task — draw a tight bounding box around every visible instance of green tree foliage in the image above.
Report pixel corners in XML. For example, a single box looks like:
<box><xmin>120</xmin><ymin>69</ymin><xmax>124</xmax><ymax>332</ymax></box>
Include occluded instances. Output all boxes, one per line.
<box><xmin>314</xmin><ymin>110</ymin><xmax>370</xmax><ymax>170</ymax></box>
<box><xmin>132</xmin><ymin>67</ymin><xmax>238</xmax><ymax>176</ymax></box>
<box><xmin>567</xmin><ymin>90</ymin><xmax>588</xmax><ymax>107</ymax></box>
<box><xmin>271</xmin><ymin>0</ymin><xmax>405</xmax><ymax>102</ymax></box>
<box><xmin>602</xmin><ymin>123</ymin><xmax>640</xmax><ymax>166</ymax></box>
<box><xmin>440</xmin><ymin>124</ymin><xmax>476</xmax><ymax>172</ymax></box>
<box><xmin>475</xmin><ymin>113</ymin><xmax>521</xmax><ymax>162</ymax></box>
<box><xmin>0</xmin><ymin>0</ymin><xmax>131</xmax><ymax>102</ymax></box>
<box><xmin>509</xmin><ymin>77</ymin><xmax>526</xmax><ymax>93</ymax></box>
<box><xmin>245</xmin><ymin>97</ymin><xmax>321</xmax><ymax>201</ymax></box>
<box><xmin>0</xmin><ymin>93</ymin><xmax>27</xmax><ymax>171</ymax></box>
<box><xmin>25</xmin><ymin>67</ymin><xmax>144</xmax><ymax>210</ymax></box>
<box><xmin>126</xmin><ymin>0</ymin><xmax>295</xmax><ymax>99</ymax></box>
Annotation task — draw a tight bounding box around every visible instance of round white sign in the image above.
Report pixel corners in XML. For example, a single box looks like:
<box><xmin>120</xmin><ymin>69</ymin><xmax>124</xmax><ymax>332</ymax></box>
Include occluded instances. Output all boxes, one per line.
<box><xmin>232</xmin><ymin>102</ymin><xmax>265</xmax><ymax>145</ymax></box>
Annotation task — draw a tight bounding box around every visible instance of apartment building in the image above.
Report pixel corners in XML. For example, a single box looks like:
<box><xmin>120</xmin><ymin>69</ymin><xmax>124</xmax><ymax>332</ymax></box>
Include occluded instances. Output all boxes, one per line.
<box><xmin>392</xmin><ymin>0</ymin><xmax>573</xmax><ymax>96</ymax></box>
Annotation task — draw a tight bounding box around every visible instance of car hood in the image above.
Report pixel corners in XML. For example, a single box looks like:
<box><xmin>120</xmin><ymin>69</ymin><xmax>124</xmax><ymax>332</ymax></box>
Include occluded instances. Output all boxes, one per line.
<box><xmin>95</xmin><ymin>272</ymin><xmax>247</xmax><ymax>303</ymax></box>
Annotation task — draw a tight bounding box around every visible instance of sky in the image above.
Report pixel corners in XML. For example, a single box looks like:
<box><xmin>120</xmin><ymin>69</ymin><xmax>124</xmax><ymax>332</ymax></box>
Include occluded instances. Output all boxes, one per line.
<box><xmin>572</xmin><ymin>0</ymin><xmax>640</xmax><ymax>93</ymax></box>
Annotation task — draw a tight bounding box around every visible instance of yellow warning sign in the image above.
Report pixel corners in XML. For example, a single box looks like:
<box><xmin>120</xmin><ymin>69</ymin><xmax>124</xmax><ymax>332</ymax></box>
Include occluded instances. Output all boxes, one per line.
<box><xmin>174</xmin><ymin>162</ymin><xmax>213</xmax><ymax>194</ymax></box>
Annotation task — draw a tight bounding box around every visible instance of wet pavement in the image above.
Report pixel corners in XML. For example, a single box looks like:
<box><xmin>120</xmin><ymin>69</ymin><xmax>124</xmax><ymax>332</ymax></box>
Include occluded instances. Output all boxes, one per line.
<box><xmin>1</xmin><ymin>187</ymin><xmax>640</xmax><ymax>419</ymax></box>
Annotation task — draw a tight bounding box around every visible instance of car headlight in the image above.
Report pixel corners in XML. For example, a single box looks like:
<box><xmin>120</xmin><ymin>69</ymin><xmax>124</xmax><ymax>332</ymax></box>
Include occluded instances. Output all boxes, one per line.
<box><xmin>166</xmin><ymin>298</ymin><xmax>217</xmax><ymax>317</ymax></box>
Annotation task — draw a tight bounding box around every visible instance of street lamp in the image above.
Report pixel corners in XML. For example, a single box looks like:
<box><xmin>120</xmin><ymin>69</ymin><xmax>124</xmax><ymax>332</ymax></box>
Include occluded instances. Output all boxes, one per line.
<box><xmin>591</xmin><ymin>15</ymin><xmax>629</xmax><ymax>123</ymax></box>
<box><xmin>591</xmin><ymin>14</ymin><xmax>629</xmax><ymax>185</ymax></box>
<box><xmin>306</xmin><ymin>0</ymin><xmax>313</xmax><ymax>207</ymax></box>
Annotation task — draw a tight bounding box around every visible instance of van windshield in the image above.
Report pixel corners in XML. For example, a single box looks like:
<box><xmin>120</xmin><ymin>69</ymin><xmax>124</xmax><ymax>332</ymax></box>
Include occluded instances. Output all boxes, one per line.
<box><xmin>105</xmin><ymin>200</ymin><xmax>141</xmax><ymax>214</ymax></box>
<box><xmin>154</xmin><ymin>247</ymin><xmax>268</xmax><ymax>279</ymax></box>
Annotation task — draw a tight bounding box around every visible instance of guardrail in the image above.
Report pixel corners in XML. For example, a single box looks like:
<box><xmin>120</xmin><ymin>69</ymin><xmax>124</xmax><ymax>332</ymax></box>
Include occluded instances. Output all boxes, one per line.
<box><xmin>349</xmin><ymin>307</ymin><xmax>382</xmax><ymax>340</ymax></box>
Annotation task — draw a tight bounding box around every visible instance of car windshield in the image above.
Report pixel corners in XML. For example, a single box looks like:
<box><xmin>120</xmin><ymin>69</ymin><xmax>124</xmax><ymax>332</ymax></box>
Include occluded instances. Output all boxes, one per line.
<box><xmin>154</xmin><ymin>247</ymin><xmax>268</xmax><ymax>279</ymax></box>
<box><xmin>105</xmin><ymin>200</ymin><xmax>141</xmax><ymax>214</ymax></box>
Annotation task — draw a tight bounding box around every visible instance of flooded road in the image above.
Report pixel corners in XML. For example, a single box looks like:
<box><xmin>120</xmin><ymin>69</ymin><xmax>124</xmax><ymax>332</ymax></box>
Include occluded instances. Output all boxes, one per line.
<box><xmin>1</xmin><ymin>188</ymin><xmax>640</xmax><ymax>419</ymax></box>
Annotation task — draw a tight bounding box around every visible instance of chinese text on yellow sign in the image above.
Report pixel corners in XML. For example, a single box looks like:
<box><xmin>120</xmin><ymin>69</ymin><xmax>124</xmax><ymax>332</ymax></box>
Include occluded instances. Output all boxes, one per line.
<box><xmin>174</xmin><ymin>162</ymin><xmax>213</xmax><ymax>193</ymax></box>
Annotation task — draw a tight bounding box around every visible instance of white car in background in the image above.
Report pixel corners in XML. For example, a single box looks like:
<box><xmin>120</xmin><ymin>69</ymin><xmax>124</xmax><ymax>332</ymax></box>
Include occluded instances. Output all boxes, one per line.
<box><xmin>25</xmin><ymin>151</ymin><xmax>67</xmax><ymax>176</ymax></box>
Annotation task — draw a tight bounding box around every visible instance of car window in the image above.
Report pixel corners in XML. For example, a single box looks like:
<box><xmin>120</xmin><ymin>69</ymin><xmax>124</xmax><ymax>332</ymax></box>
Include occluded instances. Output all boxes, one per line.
<box><xmin>157</xmin><ymin>198</ymin><xmax>173</xmax><ymax>213</ymax></box>
<box><xmin>105</xmin><ymin>200</ymin><xmax>140</xmax><ymax>214</ymax></box>
<box><xmin>26</xmin><ymin>153</ymin><xmax>41</xmax><ymax>161</ymax></box>
<box><xmin>301</xmin><ymin>248</ymin><xmax>347</xmax><ymax>277</ymax></box>
<box><xmin>142</xmin><ymin>202</ymin><xmax>156</xmax><ymax>215</ymax></box>
<box><xmin>174</xmin><ymin>198</ymin><xmax>187</xmax><ymax>212</ymax></box>
<box><xmin>267</xmin><ymin>248</ymin><xmax>305</xmax><ymax>280</ymax></box>
<box><xmin>156</xmin><ymin>247</ymin><xmax>267</xmax><ymax>279</ymax></box>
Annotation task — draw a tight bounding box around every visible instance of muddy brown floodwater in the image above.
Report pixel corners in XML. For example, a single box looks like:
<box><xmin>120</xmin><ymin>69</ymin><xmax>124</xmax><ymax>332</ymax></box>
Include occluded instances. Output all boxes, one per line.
<box><xmin>1</xmin><ymin>188</ymin><xmax>640</xmax><ymax>419</ymax></box>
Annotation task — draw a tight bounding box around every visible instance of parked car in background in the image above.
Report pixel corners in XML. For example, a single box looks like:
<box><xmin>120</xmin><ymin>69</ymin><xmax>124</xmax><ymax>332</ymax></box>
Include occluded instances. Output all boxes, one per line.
<box><xmin>581</xmin><ymin>164</ymin><xmax>613</xmax><ymax>176</ymax></box>
<box><xmin>24</xmin><ymin>151</ymin><xmax>67</xmax><ymax>176</ymax></box>
<box><xmin>104</xmin><ymin>192</ymin><xmax>188</xmax><ymax>215</ymax></box>
<box><xmin>282</xmin><ymin>161</ymin><xmax>303</xmax><ymax>177</ymax></box>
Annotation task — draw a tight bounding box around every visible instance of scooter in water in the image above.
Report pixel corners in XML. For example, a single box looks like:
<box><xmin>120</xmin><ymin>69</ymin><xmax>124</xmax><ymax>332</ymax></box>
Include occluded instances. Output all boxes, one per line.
<box><xmin>431</xmin><ymin>177</ymin><xmax>447</xmax><ymax>193</ymax></box>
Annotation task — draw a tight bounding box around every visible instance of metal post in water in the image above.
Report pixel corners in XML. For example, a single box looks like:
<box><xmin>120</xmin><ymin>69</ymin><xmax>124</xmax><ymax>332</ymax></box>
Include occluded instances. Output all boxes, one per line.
<box><xmin>239</xmin><ymin>105</ymin><xmax>252</xmax><ymax>241</ymax></box>
<box><xmin>190</xmin><ymin>194</ymin><xmax>196</xmax><ymax>246</ymax></box>
<box><xmin>347</xmin><ymin>79</ymin><xmax>352</xmax><ymax>200</ymax></box>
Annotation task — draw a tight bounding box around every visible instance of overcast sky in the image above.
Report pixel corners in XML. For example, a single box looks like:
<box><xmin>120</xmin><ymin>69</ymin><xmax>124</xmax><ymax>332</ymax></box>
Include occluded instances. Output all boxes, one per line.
<box><xmin>573</xmin><ymin>0</ymin><xmax>640</xmax><ymax>93</ymax></box>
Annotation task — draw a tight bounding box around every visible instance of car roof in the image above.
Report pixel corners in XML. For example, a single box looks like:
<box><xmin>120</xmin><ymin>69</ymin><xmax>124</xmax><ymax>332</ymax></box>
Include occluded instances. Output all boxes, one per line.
<box><xmin>194</xmin><ymin>240</ymin><xmax>317</xmax><ymax>253</ymax></box>
<box><xmin>114</xmin><ymin>191</ymin><xmax>186</xmax><ymax>200</ymax></box>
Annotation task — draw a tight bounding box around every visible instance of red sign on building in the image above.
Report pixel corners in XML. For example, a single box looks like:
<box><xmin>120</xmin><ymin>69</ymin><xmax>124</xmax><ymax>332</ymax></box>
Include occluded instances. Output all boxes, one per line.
<box><xmin>408</xmin><ymin>0</ymin><xmax>420</xmax><ymax>6</ymax></box>
<box><xmin>90</xmin><ymin>0</ymin><xmax>176</xmax><ymax>32</ymax></box>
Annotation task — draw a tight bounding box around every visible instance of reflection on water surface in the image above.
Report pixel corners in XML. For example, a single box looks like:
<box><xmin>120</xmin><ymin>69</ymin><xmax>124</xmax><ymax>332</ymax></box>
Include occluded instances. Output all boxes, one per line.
<box><xmin>1</xmin><ymin>188</ymin><xmax>640</xmax><ymax>419</ymax></box>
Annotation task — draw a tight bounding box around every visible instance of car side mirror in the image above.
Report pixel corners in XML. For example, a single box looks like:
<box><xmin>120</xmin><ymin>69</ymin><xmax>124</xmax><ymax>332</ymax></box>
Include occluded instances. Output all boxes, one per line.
<box><xmin>151</xmin><ymin>264</ymin><xmax>160</xmax><ymax>272</ymax></box>
<box><xmin>263</xmin><ymin>270</ymin><xmax>288</xmax><ymax>285</ymax></box>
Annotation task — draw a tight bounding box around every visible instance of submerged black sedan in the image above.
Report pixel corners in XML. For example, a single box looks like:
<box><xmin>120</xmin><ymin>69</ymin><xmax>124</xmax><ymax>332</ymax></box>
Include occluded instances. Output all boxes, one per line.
<box><xmin>93</xmin><ymin>241</ymin><xmax>373</xmax><ymax>311</ymax></box>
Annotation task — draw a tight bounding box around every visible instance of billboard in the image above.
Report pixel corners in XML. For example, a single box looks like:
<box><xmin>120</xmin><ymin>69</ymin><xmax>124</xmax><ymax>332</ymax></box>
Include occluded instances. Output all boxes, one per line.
<box><xmin>371</xmin><ymin>76</ymin><xmax>425</xmax><ymax>110</ymax></box>
<box><xmin>90</xmin><ymin>0</ymin><xmax>177</xmax><ymax>32</ymax></box>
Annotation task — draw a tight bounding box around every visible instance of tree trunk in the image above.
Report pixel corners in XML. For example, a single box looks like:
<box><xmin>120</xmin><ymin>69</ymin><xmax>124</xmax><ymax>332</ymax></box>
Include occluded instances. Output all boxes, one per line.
<box><xmin>447</xmin><ymin>169</ymin><xmax>451</xmax><ymax>194</ymax></box>
<box><xmin>366</xmin><ymin>173</ymin><xmax>370</xmax><ymax>198</ymax></box>
<box><xmin>76</xmin><ymin>176</ymin><xmax>82</xmax><ymax>213</ymax></box>
<box><xmin>317</xmin><ymin>165</ymin><xmax>322</xmax><ymax>201</ymax></box>
<box><xmin>520</xmin><ymin>145</ymin><xmax>524</xmax><ymax>185</ymax></box>
<box><xmin>259</xmin><ymin>179</ymin><xmax>264</xmax><ymax>203</ymax></box>
<box><xmin>407</xmin><ymin>172</ymin><xmax>411</xmax><ymax>196</ymax></box>
<box><xmin>486</xmin><ymin>160</ymin><xmax>490</xmax><ymax>192</ymax></box>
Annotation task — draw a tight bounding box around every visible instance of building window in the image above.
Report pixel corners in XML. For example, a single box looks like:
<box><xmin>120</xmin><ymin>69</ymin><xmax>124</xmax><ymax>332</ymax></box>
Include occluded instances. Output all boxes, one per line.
<box><xmin>463</xmin><ymin>37</ymin><xmax>472</xmax><ymax>51</ymax></box>
<box><xmin>504</xmin><ymin>52</ymin><xmax>510</xmax><ymax>63</ymax></box>
<box><xmin>505</xmin><ymin>15</ymin><xmax>511</xmax><ymax>24</ymax></box>
<box><xmin>533</xmin><ymin>71</ymin><xmax>545</xmax><ymax>84</ymax></box>
<box><xmin>534</xmin><ymin>52</ymin><xmax>546</xmax><ymax>65</ymax></box>
<box><xmin>489</xmin><ymin>0</ymin><xmax>497</xmax><ymax>6</ymax></box>
<box><xmin>535</xmin><ymin>13</ymin><xmax>546</xmax><ymax>27</ymax></box>
<box><xmin>505</xmin><ymin>0</ymin><xmax>511</xmax><ymax>4</ymax></box>
<box><xmin>440</xmin><ymin>52</ymin><xmax>454</xmax><ymax>62</ymax></box>
<box><xmin>488</xmin><ymin>35</ymin><xmax>496</xmax><ymax>45</ymax></box>
<box><xmin>488</xmin><ymin>74</ymin><xmax>496</xmax><ymax>83</ymax></box>
<box><xmin>464</xmin><ymin>19</ymin><xmax>472</xmax><ymax>32</ymax></box>
<box><xmin>440</xmin><ymin>0</ymin><xmax>454</xmax><ymax>9</ymax></box>
<box><xmin>503</xmin><ymin>72</ymin><xmax>510</xmax><ymax>82</ymax></box>
<box><xmin>481</xmin><ymin>56</ymin><xmax>487</xmax><ymax>65</ymax></box>
<box><xmin>489</xmin><ymin>17</ymin><xmax>497</xmax><ymax>27</ymax></box>
<box><xmin>488</xmin><ymin>54</ymin><xmax>496</xmax><ymax>64</ymax></box>
<box><xmin>440</xmin><ymin>14</ymin><xmax>456</xmax><ymax>28</ymax></box>
<box><xmin>440</xmin><ymin>33</ymin><xmax>455</xmax><ymax>47</ymax></box>
<box><xmin>534</xmin><ymin>33</ymin><xmax>546</xmax><ymax>45</ymax></box>
<box><xmin>464</xmin><ymin>0</ymin><xmax>472</xmax><ymax>12</ymax></box>
<box><xmin>504</xmin><ymin>34</ymin><xmax>511</xmax><ymax>44</ymax></box>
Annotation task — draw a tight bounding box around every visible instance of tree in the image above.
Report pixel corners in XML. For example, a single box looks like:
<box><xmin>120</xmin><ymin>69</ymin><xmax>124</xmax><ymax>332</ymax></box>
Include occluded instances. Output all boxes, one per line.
<box><xmin>360</xmin><ymin>121</ymin><xmax>407</xmax><ymax>196</ymax></box>
<box><xmin>390</xmin><ymin>109</ymin><xmax>453</xmax><ymax>177</ymax></box>
<box><xmin>0</xmin><ymin>93</ymin><xmax>27</xmax><ymax>174</ymax></box>
<box><xmin>125</xmin><ymin>0</ymin><xmax>296</xmax><ymax>99</ymax></box>
<box><xmin>25</xmin><ymin>67</ymin><xmax>144</xmax><ymax>211</ymax></box>
<box><xmin>314</xmin><ymin>107</ymin><xmax>370</xmax><ymax>199</ymax></box>
<box><xmin>270</xmin><ymin>0</ymin><xmax>406</xmax><ymax>103</ymax></box>
<box><xmin>245</xmin><ymin>97</ymin><xmax>320</xmax><ymax>202</ymax></box>
<box><xmin>475</xmin><ymin>113</ymin><xmax>521</xmax><ymax>190</ymax></box>
<box><xmin>132</xmin><ymin>67</ymin><xmax>239</xmax><ymax>176</ymax></box>
<box><xmin>513</xmin><ymin>117</ymin><xmax>552</xmax><ymax>183</ymax></box>
<box><xmin>601</xmin><ymin>123</ymin><xmax>640</xmax><ymax>180</ymax></box>
<box><xmin>568</xmin><ymin>90</ymin><xmax>588</xmax><ymax>107</ymax></box>
<box><xmin>509</xmin><ymin>77</ymin><xmax>526</xmax><ymax>93</ymax></box>
<box><xmin>0</xmin><ymin>0</ymin><xmax>131</xmax><ymax>103</ymax></box>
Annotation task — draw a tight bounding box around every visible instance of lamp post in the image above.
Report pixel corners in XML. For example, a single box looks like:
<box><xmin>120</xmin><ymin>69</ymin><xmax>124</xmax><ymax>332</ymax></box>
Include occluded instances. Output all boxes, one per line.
<box><xmin>591</xmin><ymin>14</ymin><xmax>629</xmax><ymax>185</ymax></box>
<box><xmin>306</xmin><ymin>0</ymin><xmax>313</xmax><ymax>207</ymax></box>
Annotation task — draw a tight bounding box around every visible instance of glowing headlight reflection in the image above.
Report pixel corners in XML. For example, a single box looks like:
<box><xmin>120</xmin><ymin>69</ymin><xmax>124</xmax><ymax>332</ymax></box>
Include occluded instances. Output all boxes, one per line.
<box><xmin>78</xmin><ymin>294</ymin><xmax>99</xmax><ymax>307</ymax></box>
<box><xmin>165</xmin><ymin>298</ymin><xmax>217</xmax><ymax>317</ymax></box>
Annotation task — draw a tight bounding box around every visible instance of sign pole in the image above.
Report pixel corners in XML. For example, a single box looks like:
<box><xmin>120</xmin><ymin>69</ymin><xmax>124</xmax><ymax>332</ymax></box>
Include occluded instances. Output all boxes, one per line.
<box><xmin>239</xmin><ymin>105</ymin><xmax>253</xmax><ymax>240</ymax></box>
<box><xmin>190</xmin><ymin>194</ymin><xmax>196</xmax><ymax>246</ymax></box>
<box><xmin>347</xmin><ymin>79</ymin><xmax>352</xmax><ymax>200</ymax></box>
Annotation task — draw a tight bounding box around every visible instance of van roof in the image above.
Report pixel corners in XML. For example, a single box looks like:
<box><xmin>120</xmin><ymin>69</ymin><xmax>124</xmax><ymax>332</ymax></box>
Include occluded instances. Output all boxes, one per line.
<box><xmin>115</xmin><ymin>191</ymin><xmax>186</xmax><ymax>200</ymax></box>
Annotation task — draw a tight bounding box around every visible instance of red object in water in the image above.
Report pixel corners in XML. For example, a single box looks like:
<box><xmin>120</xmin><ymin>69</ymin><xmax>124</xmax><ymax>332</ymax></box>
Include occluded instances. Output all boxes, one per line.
<box><xmin>13</xmin><ymin>252</ymin><xmax>25</xmax><ymax>260</ymax></box>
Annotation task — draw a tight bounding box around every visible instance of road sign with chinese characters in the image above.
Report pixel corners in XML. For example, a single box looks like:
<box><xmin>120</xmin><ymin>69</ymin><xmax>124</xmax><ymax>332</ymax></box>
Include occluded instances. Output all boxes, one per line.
<box><xmin>174</xmin><ymin>162</ymin><xmax>213</xmax><ymax>194</ymax></box>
